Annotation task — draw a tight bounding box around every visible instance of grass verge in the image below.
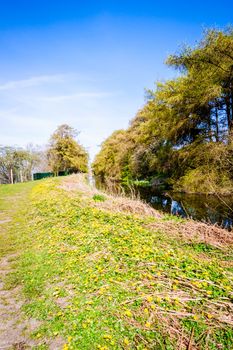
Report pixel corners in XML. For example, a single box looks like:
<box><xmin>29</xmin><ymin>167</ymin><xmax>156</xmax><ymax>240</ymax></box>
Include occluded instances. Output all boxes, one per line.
<box><xmin>1</xmin><ymin>175</ymin><xmax>233</xmax><ymax>349</ymax></box>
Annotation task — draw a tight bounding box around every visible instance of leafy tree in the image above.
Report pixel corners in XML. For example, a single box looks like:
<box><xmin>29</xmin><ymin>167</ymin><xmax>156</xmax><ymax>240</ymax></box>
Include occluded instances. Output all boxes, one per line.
<box><xmin>167</xmin><ymin>28</ymin><xmax>233</xmax><ymax>138</ymax></box>
<box><xmin>47</xmin><ymin>124</ymin><xmax>88</xmax><ymax>175</ymax></box>
<box><xmin>0</xmin><ymin>146</ymin><xmax>39</xmax><ymax>184</ymax></box>
<box><xmin>93</xmin><ymin>27</ymin><xmax>233</xmax><ymax>194</ymax></box>
<box><xmin>92</xmin><ymin>130</ymin><xmax>129</xmax><ymax>182</ymax></box>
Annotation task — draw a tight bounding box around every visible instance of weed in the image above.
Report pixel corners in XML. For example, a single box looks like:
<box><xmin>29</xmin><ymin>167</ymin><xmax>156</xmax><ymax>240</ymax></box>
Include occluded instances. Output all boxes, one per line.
<box><xmin>1</xmin><ymin>176</ymin><xmax>232</xmax><ymax>349</ymax></box>
<box><xmin>92</xmin><ymin>194</ymin><xmax>106</xmax><ymax>202</ymax></box>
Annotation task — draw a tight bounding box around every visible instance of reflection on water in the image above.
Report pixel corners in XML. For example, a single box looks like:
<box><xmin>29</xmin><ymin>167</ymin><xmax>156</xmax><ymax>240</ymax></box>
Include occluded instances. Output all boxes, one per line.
<box><xmin>94</xmin><ymin>177</ymin><xmax>233</xmax><ymax>230</ymax></box>
<box><xmin>142</xmin><ymin>190</ymin><xmax>233</xmax><ymax>230</ymax></box>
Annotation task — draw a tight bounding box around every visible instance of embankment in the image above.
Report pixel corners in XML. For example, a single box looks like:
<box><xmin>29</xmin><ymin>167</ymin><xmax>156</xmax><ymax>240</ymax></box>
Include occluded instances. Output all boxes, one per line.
<box><xmin>0</xmin><ymin>174</ymin><xmax>232</xmax><ymax>349</ymax></box>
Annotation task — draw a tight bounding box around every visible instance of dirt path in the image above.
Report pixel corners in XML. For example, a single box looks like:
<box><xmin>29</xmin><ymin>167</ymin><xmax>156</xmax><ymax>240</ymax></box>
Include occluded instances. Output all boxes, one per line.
<box><xmin>0</xmin><ymin>185</ymin><xmax>38</xmax><ymax>349</ymax></box>
<box><xmin>0</xmin><ymin>183</ymin><xmax>64</xmax><ymax>350</ymax></box>
<box><xmin>0</xmin><ymin>254</ymin><xmax>36</xmax><ymax>349</ymax></box>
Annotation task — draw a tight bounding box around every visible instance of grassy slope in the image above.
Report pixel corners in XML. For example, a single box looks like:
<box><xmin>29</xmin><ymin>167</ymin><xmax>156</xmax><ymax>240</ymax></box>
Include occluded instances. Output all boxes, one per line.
<box><xmin>0</xmin><ymin>181</ymin><xmax>36</xmax><ymax>258</ymax></box>
<box><xmin>1</xmin><ymin>176</ymin><xmax>233</xmax><ymax>349</ymax></box>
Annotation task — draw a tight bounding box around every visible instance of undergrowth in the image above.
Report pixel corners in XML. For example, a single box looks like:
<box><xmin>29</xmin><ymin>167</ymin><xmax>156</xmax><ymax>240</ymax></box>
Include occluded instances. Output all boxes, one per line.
<box><xmin>1</xmin><ymin>177</ymin><xmax>233</xmax><ymax>349</ymax></box>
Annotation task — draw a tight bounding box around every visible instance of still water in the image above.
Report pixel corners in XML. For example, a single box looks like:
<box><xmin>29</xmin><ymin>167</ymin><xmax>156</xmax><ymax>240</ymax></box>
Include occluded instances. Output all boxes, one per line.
<box><xmin>94</xmin><ymin>177</ymin><xmax>233</xmax><ymax>230</ymax></box>
<box><xmin>139</xmin><ymin>188</ymin><xmax>233</xmax><ymax>230</ymax></box>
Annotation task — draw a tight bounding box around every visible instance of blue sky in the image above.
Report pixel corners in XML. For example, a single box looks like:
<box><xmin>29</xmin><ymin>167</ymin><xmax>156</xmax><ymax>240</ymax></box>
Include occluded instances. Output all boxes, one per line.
<box><xmin>0</xmin><ymin>1</ymin><xmax>232</xmax><ymax>159</ymax></box>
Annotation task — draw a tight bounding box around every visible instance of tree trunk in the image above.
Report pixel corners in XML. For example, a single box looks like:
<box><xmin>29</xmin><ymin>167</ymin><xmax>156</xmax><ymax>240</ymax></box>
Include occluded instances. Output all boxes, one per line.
<box><xmin>207</xmin><ymin>107</ymin><xmax>212</xmax><ymax>141</ymax></box>
<box><xmin>10</xmin><ymin>168</ymin><xmax>13</xmax><ymax>184</ymax></box>
<box><xmin>20</xmin><ymin>169</ymin><xmax>23</xmax><ymax>182</ymax></box>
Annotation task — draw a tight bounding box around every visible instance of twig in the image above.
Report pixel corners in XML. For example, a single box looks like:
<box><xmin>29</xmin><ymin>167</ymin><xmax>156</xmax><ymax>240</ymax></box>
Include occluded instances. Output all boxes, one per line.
<box><xmin>187</xmin><ymin>327</ymin><xmax>194</xmax><ymax>350</ymax></box>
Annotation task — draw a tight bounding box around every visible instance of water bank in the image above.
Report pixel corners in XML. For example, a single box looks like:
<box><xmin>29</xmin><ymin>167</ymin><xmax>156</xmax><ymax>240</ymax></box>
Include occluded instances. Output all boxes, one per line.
<box><xmin>95</xmin><ymin>177</ymin><xmax>233</xmax><ymax>230</ymax></box>
<box><xmin>0</xmin><ymin>175</ymin><xmax>232</xmax><ymax>349</ymax></box>
<box><xmin>139</xmin><ymin>188</ymin><xmax>233</xmax><ymax>230</ymax></box>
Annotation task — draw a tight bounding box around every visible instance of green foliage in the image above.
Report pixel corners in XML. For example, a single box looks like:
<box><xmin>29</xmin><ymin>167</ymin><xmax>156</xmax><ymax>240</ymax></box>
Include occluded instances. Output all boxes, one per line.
<box><xmin>187</xmin><ymin>242</ymin><xmax>220</xmax><ymax>254</ymax></box>
<box><xmin>0</xmin><ymin>146</ymin><xmax>40</xmax><ymax>184</ymax></box>
<box><xmin>132</xmin><ymin>179</ymin><xmax>151</xmax><ymax>187</ymax></box>
<box><xmin>47</xmin><ymin>124</ymin><xmax>88</xmax><ymax>174</ymax></box>
<box><xmin>92</xmin><ymin>129</ymin><xmax>131</xmax><ymax>183</ymax></box>
<box><xmin>92</xmin><ymin>28</ymin><xmax>233</xmax><ymax>194</ymax></box>
<box><xmin>92</xmin><ymin>194</ymin><xmax>106</xmax><ymax>202</ymax></box>
<box><xmin>1</xmin><ymin>177</ymin><xmax>232</xmax><ymax>349</ymax></box>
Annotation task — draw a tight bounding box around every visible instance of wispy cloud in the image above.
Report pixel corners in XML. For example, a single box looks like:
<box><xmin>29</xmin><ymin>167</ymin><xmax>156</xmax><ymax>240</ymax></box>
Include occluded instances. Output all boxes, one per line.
<box><xmin>38</xmin><ymin>91</ymin><xmax>116</xmax><ymax>102</ymax></box>
<box><xmin>0</xmin><ymin>74</ymin><xmax>67</xmax><ymax>91</ymax></box>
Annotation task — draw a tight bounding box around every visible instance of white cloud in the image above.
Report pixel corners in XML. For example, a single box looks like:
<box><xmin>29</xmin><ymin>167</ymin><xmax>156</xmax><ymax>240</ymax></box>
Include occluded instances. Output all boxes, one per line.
<box><xmin>0</xmin><ymin>74</ymin><xmax>67</xmax><ymax>91</ymax></box>
<box><xmin>0</xmin><ymin>72</ymin><xmax>132</xmax><ymax>160</ymax></box>
<box><xmin>37</xmin><ymin>91</ymin><xmax>115</xmax><ymax>102</ymax></box>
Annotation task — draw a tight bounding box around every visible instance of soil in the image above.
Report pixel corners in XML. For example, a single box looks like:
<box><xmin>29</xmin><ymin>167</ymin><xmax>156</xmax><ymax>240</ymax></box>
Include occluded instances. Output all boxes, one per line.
<box><xmin>0</xmin><ymin>254</ymin><xmax>38</xmax><ymax>349</ymax></box>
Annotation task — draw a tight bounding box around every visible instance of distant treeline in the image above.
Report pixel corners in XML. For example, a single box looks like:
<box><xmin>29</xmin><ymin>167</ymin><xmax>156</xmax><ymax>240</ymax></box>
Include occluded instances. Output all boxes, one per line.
<box><xmin>93</xmin><ymin>28</ymin><xmax>233</xmax><ymax>194</ymax></box>
<box><xmin>0</xmin><ymin>124</ymin><xmax>88</xmax><ymax>184</ymax></box>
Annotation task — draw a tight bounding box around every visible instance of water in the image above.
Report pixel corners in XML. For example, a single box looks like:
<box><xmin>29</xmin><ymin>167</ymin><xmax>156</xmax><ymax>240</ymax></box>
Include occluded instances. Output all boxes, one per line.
<box><xmin>94</xmin><ymin>175</ymin><xmax>233</xmax><ymax>229</ymax></box>
<box><xmin>138</xmin><ymin>188</ymin><xmax>233</xmax><ymax>230</ymax></box>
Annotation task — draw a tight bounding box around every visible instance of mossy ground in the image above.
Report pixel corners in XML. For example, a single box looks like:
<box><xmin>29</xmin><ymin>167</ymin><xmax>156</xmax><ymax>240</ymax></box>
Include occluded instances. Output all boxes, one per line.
<box><xmin>0</xmin><ymin>176</ymin><xmax>232</xmax><ymax>349</ymax></box>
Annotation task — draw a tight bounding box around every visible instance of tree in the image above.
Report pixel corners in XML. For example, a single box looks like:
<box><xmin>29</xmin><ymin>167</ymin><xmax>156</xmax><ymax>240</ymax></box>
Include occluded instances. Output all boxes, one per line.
<box><xmin>0</xmin><ymin>146</ymin><xmax>39</xmax><ymax>184</ymax></box>
<box><xmin>167</xmin><ymin>28</ymin><xmax>233</xmax><ymax>138</ymax></box>
<box><xmin>47</xmin><ymin>124</ymin><xmax>88</xmax><ymax>175</ymax></box>
<box><xmin>92</xmin><ymin>130</ymin><xmax>129</xmax><ymax>182</ymax></box>
<box><xmin>92</xmin><ymin>27</ymin><xmax>233</xmax><ymax>194</ymax></box>
<box><xmin>26</xmin><ymin>144</ymin><xmax>50</xmax><ymax>173</ymax></box>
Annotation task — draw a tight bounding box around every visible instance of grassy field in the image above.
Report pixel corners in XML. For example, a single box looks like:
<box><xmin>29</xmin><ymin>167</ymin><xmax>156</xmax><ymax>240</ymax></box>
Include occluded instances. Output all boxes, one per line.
<box><xmin>0</xmin><ymin>175</ymin><xmax>232</xmax><ymax>349</ymax></box>
<box><xmin>0</xmin><ymin>180</ymin><xmax>36</xmax><ymax>258</ymax></box>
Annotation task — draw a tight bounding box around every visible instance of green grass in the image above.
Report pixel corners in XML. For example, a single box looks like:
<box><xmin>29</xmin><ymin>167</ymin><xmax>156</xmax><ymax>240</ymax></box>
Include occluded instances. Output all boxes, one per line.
<box><xmin>0</xmin><ymin>180</ymin><xmax>37</xmax><ymax>258</ymax></box>
<box><xmin>0</xmin><ymin>181</ymin><xmax>35</xmax><ymax>209</ymax></box>
<box><xmin>1</xmin><ymin>177</ymin><xmax>233</xmax><ymax>349</ymax></box>
<box><xmin>92</xmin><ymin>194</ymin><xmax>106</xmax><ymax>202</ymax></box>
